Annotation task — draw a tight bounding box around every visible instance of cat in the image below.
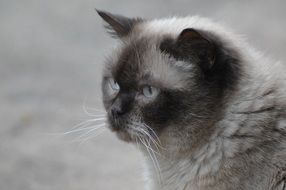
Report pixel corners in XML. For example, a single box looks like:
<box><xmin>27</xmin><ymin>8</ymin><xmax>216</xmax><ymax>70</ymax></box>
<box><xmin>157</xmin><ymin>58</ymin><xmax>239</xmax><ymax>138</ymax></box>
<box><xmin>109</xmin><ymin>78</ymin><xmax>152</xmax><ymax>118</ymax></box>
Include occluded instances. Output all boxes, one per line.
<box><xmin>97</xmin><ymin>10</ymin><xmax>286</xmax><ymax>190</ymax></box>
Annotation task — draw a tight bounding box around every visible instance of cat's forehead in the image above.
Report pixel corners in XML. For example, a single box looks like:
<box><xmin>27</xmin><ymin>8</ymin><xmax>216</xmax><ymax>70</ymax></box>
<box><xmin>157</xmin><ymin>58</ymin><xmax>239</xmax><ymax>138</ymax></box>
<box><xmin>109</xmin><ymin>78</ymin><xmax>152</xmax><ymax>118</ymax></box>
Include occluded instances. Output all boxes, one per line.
<box><xmin>104</xmin><ymin>37</ymin><xmax>192</xmax><ymax>90</ymax></box>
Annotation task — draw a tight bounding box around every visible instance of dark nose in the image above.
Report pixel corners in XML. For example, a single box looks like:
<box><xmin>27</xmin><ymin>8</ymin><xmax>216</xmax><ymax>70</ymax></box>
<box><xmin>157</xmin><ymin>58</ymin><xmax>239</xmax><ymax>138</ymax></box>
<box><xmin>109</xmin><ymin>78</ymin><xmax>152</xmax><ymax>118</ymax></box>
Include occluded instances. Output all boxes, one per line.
<box><xmin>110</xmin><ymin>94</ymin><xmax>131</xmax><ymax>118</ymax></box>
<box><xmin>111</xmin><ymin>106</ymin><xmax>124</xmax><ymax>118</ymax></box>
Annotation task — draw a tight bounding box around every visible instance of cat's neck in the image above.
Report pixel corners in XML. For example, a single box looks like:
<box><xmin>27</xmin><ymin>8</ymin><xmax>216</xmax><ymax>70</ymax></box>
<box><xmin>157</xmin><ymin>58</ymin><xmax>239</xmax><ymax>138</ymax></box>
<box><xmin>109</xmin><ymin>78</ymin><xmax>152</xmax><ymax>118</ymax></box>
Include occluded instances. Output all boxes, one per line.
<box><xmin>141</xmin><ymin>136</ymin><xmax>226</xmax><ymax>190</ymax></box>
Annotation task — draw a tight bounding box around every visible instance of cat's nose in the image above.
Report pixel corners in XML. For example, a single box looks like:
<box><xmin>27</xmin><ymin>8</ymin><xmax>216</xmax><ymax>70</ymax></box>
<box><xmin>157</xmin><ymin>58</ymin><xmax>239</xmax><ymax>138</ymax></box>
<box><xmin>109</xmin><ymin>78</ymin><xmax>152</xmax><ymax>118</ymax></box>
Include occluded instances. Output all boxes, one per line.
<box><xmin>110</xmin><ymin>97</ymin><xmax>127</xmax><ymax>118</ymax></box>
<box><xmin>111</xmin><ymin>106</ymin><xmax>124</xmax><ymax>118</ymax></box>
<box><xmin>110</xmin><ymin>93</ymin><xmax>133</xmax><ymax>118</ymax></box>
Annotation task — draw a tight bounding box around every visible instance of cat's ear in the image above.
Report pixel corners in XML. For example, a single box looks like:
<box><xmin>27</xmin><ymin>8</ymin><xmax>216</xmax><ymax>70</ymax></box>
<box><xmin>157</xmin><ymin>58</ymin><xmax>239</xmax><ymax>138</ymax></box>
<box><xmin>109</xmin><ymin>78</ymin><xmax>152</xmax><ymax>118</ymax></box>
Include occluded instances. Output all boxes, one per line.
<box><xmin>96</xmin><ymin>9</ymin><xmax>143</xmax><ymax>39</ymax></box>
<box><xmin>176</xmin><ymin>28</ymin><xmax>216</xmax><ymax>70</ymax></box>
<box><xmin>160</xmin><ymin>28</ymin><xmax>216</xmax><ymax>70</ymax></box>
<box><xmin>161</xmin><ymin>28</ymin><xmax>241</xmax><ymax>88</ymax></box>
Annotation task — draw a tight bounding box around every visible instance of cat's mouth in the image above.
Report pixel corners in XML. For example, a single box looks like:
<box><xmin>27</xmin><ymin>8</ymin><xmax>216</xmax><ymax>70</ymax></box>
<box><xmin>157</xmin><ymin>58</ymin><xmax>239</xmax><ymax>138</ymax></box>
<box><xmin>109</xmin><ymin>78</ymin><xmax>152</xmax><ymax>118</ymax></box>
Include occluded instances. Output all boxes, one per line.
<box><xmin>108</xmin><ymin>119</ymin><xmax>152</xmax><ymax>143</ymax></box>
<box><xmin>107</xmin><ymin>119</ymin><xmax>136</xmax><ymax>142</ymax></box>
<box><xmin>115</xmin><ymin>129</ymin><xmax>133</xmax><ymax>142</ymax></box>
<box><xmin>109</xmin><ymin>124</ymin><xmax>137</xmax><ymax>142</ymax></box>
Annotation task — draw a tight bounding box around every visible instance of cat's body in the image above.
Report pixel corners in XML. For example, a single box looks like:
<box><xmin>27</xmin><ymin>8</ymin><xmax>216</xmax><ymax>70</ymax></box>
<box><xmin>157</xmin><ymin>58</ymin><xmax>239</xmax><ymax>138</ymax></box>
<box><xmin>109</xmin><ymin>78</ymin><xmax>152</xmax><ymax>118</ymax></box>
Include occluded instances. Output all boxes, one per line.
<box><xmin>97</xmin><ymin>11</ymin><xmax>286</xmax><ymax>190</ymax></box>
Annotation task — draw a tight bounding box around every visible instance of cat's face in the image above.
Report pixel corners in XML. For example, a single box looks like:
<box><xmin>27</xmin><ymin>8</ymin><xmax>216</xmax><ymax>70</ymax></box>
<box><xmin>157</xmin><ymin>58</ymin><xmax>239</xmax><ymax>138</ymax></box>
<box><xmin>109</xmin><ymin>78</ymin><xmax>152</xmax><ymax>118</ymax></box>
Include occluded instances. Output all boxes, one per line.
<box><xmin>102</xmin><ymin>39</ymin><xmax>199</xmax><ymax>142</ymax></box>
<box><xmin>98</xmin><ymin>10</ymin><xmax>240</xmax><ymax>148</ymax></box>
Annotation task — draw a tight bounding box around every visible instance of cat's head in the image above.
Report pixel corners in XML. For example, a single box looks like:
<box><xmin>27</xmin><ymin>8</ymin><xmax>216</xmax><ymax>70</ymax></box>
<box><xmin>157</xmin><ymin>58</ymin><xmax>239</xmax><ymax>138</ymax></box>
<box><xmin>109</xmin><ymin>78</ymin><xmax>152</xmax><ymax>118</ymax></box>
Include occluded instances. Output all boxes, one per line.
<box><xmin>97</xmin><ymin>10</ymin><xmax>241</xmax><ymax>150</ymax></box>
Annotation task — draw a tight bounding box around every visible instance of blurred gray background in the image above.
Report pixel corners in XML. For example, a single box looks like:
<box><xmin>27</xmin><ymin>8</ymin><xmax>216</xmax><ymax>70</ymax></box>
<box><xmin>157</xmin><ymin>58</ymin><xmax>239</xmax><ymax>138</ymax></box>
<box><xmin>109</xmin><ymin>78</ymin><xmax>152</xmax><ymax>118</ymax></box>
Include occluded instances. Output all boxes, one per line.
<box><xmin>1</xmin><ymin>0</ymin><xmax>286</xmax><ymax>190</ymax></box>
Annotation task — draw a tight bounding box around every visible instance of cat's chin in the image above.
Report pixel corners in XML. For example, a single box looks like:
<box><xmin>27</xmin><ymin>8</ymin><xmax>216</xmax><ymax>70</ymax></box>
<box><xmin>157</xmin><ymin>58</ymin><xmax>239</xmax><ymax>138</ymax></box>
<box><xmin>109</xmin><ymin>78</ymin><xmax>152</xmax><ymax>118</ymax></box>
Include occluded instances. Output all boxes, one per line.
<box><xmin>108</xmin><ymin>123</ymin><xmax>137</xmax><ymax>142</ymax></box>
<box><xmin>115</xmin><ymin>131</ymin><xmax>133</xmax><ymax>142</ymax></box>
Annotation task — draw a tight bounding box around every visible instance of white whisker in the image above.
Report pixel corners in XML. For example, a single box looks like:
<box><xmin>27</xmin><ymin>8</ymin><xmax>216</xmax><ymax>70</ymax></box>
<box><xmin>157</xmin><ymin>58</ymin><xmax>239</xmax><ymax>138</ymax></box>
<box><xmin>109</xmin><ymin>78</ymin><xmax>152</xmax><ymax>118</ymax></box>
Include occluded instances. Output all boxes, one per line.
<box><xmin>63</xmin><ymin>123</ymin><xmax>106</xmax><ymax>135</ymax></box>
<box><xmin>143</xmin><ymin>124</ymin><xmax>161</xmax><ymax>142</ymax></box>
<box><xmin>75</xmin><ymin>123</ymin><xmax>106</xmax><ymax>140</ymax></box>
<box><xmin>65</xmin><ymin>118</ymin><xmax>106</xmax><ymax>134</ymax></box>
<box><xmin>133</xmin><ymin>122</ymin><xmax>165</xmax><ymax>151</ymax></box>
<box><xmin>135</xmin><ymin>126</ymin><xmax>161</xmax><ymax>154</ymax></box>
<box><xmin>138</xmin><ymin>130</ymin><xmax>160</xmax><ymax>155</ymax></box>
<box><xmin>82</xmin><ymin>97</ymin><xmax>106</xmax><ymax>116</ymax></box>
<box><xmin>84</xmin><ymin>107</ymin><xmax>106</xmax><ymax>113</ymax></box>
<box><xmin>83</xmin><ymin>106</ymin><xmax>106</xmax><ymax>117</ymax></box>
<box><xmin>138</xmin><ymin>136</ymin><xmax>162</xmax><ymax>185</ymax></box>
<box><xmin>77</xmin><ymin>127</ymin><xmax>107</xmax><ymax>146</ymax></box>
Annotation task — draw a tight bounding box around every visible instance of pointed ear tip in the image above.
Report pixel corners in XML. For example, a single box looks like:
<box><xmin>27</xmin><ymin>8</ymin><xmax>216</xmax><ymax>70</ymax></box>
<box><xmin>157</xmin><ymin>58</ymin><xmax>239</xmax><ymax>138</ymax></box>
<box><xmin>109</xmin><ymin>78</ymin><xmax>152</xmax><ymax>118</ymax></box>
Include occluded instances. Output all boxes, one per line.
<box><xmin>95</xmin><ymin>9</ymin><xmax>107</xmax><ymax>17</ymax></box>
<box><xmin>95</xmin><ymin>8</ymin><xmax>102</xmax><ymax>14</ymax></box>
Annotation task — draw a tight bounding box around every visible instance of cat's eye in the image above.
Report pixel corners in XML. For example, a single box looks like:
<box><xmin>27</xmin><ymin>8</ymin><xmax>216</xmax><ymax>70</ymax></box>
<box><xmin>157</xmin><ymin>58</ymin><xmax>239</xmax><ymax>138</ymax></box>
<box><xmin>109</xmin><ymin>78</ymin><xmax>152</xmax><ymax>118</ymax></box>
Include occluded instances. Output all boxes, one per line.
<box><xmin>108</xmin><ymin>78</ymin><xmax>120</xmax><ymax>92</ymax></box>
<box><xmin>142</xmin><ymin>86</ymin><xmax>159</xmax><ymax>98</ymax></box>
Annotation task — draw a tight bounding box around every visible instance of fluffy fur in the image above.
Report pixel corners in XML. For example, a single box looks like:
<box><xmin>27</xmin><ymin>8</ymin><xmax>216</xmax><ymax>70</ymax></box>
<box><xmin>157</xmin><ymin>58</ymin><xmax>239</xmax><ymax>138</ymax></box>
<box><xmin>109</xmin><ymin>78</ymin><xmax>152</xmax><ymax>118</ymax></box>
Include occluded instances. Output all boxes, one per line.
<box><xmin>98</xmin><ymin>10</ymin><xmax>286</xmax><ymax>190</ymax></box>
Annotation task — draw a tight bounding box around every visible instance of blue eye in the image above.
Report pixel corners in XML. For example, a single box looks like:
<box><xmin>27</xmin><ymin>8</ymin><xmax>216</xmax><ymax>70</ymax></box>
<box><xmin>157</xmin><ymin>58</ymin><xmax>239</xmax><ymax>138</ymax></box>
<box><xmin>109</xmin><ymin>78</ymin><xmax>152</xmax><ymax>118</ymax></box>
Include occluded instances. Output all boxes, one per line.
<box><xmin>108</xmin><ymin>78</ymin><xmax>120</xmax><ymax>91</ymax></box>
<box><xmin>142</xmin><ymin>86</ymin><xmax>159</xmax><ymax>98</ymax></box>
